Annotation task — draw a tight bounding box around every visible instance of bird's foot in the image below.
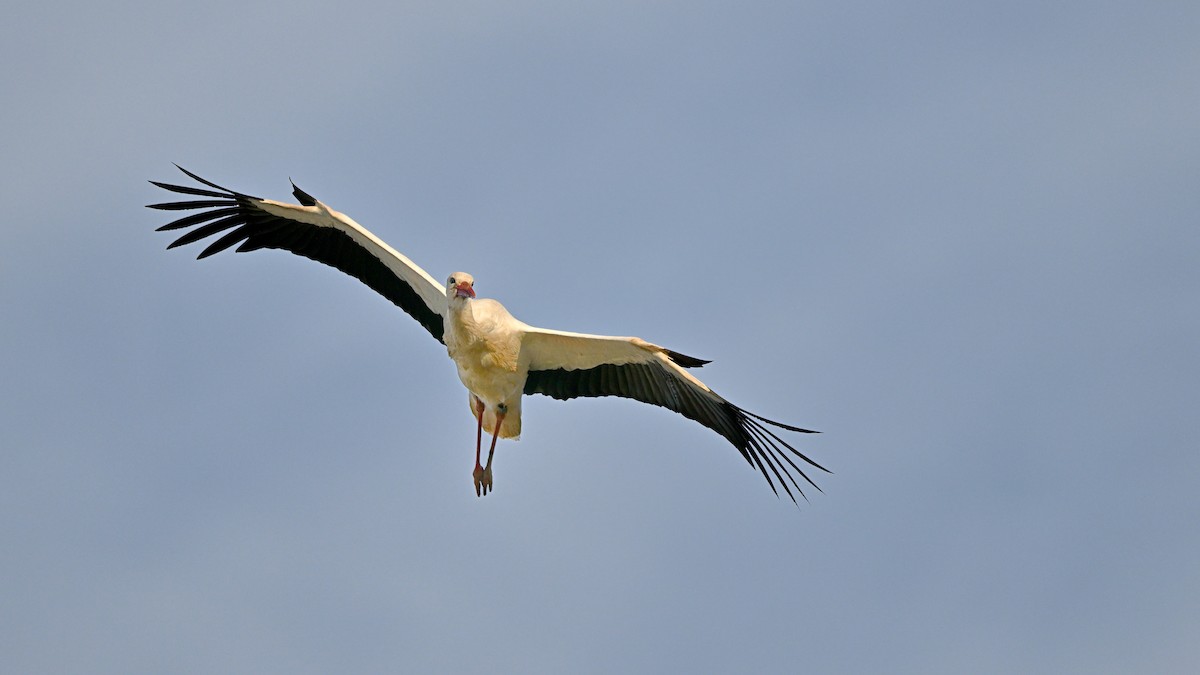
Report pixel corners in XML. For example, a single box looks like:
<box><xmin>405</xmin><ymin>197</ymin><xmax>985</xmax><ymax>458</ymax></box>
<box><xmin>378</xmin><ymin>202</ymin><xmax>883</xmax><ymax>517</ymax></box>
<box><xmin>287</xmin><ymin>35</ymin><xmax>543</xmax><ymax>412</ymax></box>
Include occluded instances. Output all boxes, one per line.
<box><xmin>473</xmin><ymin>463</ymin><xmax>493</xmax><ymax>497</ymax></box>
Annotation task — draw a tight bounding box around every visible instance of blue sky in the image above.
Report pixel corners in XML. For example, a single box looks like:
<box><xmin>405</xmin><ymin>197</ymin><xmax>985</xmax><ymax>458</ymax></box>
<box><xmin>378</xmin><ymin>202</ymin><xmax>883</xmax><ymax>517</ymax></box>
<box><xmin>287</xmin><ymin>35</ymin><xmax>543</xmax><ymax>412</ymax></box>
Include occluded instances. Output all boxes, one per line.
<box><xmin>2</xmin><ymin>2</ymin><xmax>1198</xmax><ymax>672</ymax></box>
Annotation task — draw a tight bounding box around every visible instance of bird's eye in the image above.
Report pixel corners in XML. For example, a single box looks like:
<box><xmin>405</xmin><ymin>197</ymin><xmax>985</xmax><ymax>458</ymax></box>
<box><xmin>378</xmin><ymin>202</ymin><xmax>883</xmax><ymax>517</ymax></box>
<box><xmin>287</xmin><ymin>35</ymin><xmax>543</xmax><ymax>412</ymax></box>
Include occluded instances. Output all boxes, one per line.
<box><xmin>449</xmin><ymin>277</ymin><xmax>456</xmax><ymax>285</ymax></box>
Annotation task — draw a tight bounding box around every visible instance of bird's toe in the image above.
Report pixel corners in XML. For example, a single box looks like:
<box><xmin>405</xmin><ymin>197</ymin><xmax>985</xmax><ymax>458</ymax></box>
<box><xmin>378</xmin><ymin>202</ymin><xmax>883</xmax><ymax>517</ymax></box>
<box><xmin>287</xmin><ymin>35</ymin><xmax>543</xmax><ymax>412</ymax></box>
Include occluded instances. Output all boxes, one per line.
<box><xmin>473</xmin><ymin>465</ymin><xmax>493</xmax><ymax>497</ymax></box>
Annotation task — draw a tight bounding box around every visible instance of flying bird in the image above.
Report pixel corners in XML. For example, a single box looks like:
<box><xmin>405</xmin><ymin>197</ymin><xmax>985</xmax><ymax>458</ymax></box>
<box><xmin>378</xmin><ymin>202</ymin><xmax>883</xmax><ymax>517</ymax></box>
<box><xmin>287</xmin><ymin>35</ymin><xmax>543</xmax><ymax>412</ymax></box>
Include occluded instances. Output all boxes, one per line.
<box><xmin>148</xmin><ymin>166</ymin><xmax>827</xmax><ymax>501</ymax></box>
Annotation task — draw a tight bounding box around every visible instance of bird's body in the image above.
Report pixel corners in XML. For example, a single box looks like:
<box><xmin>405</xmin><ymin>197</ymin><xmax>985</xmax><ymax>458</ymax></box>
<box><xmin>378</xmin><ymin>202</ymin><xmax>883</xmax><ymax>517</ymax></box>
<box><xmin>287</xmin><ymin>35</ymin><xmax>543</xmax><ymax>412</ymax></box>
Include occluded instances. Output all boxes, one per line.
<box><xmin>444</xmin><ymin>290</ymin><xmax>525</xmax><ymax>439</ymax></box>
<box><xmin>149</xmin><ymin>166</ymin><xmax>827</xmax><ymax>502</ymax></box>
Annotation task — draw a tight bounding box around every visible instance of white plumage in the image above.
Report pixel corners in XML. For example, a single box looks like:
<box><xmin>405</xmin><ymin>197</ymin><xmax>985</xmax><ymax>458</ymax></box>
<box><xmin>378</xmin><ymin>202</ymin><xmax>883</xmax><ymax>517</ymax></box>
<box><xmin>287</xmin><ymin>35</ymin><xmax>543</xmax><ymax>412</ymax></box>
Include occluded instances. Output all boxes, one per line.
<box><xmin>149</xmin><ymin>166</ymin><xmax>827</xmax><ymax>501</ymax></box>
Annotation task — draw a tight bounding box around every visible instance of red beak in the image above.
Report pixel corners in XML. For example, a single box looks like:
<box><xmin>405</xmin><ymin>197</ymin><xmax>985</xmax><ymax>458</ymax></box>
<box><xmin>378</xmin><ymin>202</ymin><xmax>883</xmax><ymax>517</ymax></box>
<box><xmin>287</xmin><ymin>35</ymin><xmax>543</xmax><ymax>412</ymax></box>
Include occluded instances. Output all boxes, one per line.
<box><xmin>456</xmin><ymin>282</ymin><xmax>475</xmax><ymax>298</ymax></box>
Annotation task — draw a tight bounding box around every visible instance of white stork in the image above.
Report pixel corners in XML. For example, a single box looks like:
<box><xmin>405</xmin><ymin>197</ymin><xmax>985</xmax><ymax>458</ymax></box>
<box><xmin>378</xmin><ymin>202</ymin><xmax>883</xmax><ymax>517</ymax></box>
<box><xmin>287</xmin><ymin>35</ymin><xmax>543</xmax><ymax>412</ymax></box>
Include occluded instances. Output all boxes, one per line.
<box><xmin>149</xmin><ymin>166</ymin><xmax>827</xmax><ymax>501</ymax></box>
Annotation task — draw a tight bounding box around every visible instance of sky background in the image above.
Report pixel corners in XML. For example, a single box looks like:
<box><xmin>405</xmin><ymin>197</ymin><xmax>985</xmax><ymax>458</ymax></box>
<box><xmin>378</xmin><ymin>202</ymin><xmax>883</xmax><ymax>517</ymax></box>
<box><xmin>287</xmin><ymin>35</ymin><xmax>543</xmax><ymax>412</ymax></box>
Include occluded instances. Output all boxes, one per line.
<box><xmin>2</xmin><ymin>1</ymin><xmax>1198</xmax><ymax>672</ymax></box>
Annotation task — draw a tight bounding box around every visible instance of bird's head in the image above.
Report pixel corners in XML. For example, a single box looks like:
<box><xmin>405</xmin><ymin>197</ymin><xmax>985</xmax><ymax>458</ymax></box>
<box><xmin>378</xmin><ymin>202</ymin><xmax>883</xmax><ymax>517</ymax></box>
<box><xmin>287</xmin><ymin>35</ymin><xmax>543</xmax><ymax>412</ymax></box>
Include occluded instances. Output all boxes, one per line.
<box><xmin>446</xmin><ymin>272</ymin><xmax>476</xmax><ymax>302</ymax></box>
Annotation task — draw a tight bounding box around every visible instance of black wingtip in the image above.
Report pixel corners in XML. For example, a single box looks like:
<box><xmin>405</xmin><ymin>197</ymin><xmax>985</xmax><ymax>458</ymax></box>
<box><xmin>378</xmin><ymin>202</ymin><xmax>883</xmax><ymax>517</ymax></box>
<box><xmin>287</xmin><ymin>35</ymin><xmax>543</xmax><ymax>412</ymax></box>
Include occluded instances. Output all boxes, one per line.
<box><xmin>738</xmin><ymin>407</ymin><xmax>820</xmax><ymax>435</ymax></box>
<box><xmin>665</xmin><ymin>349</ymin><xmax>711</xmax><ymax>368</ymax></box>
<box><xmin>161</xmin><ymin>164</ymin><xmax>261</xmax><ymax>200</ymax></box>
<box><xmin>291</xmin><ymin>179</ymin><xmax>317</xmax><ymax>207</ymax></box>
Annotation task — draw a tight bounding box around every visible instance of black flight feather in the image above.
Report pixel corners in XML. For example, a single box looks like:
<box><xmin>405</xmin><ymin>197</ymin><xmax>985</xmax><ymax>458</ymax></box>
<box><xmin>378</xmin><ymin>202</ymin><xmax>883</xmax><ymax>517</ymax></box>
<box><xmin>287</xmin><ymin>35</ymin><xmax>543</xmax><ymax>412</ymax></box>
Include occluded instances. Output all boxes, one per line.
<box><xmin>523</xmin><ymin>359</ymin><xmax>826</xmax><ymax>502</ymax></box>
<box><xmin>148</xmin><ymin>166</ymin><xmax>445</xmax><ymax>343</ymax></box>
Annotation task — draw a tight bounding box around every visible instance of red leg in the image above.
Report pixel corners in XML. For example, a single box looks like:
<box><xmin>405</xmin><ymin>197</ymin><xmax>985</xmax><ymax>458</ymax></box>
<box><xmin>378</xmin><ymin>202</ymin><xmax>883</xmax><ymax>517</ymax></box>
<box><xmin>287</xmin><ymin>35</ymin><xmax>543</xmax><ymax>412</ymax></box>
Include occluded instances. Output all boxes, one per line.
<box><xmin>474</xmin><ymin>405</ymin><xmax>505</xmax><ymax>497</ymax></box>
<box><xmin>472</xmin><ymin>397</ymin><xmax>487</xmax><ymax>496</ymax></box>
<box><xmin>473</xmin><ymin>396</ymin><xmax>485</xmax><ymax>471</ymax></box>
<box><xmin>485</xmin><ymin>410</ymin><xmax>504</xmax><ymax>472</ymax></box>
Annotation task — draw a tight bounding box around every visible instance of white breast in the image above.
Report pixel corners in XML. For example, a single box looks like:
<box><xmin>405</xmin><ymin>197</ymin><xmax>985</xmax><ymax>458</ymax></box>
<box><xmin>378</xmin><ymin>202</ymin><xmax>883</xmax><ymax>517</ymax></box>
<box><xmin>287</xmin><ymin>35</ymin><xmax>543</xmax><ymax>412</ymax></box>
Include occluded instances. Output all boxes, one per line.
<box><xmin>444</xmin><ymin>299</ymin><xmax>528</xmax><ymax>407</ymax></box>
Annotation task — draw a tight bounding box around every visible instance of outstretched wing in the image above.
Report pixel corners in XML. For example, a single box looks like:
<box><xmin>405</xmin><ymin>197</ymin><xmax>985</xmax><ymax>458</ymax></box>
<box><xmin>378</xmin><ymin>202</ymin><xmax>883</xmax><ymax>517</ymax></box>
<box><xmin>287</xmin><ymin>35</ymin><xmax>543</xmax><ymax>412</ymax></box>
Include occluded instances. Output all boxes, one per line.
<box><xmin>520</xmin><ymin>327</ymin><xmax>827</xmax><ymax>502</ymax></box>
<box><xmin>148</xmin><ymin>165</ymin><xmax>447</xmax><ymax>342</ymax></box>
